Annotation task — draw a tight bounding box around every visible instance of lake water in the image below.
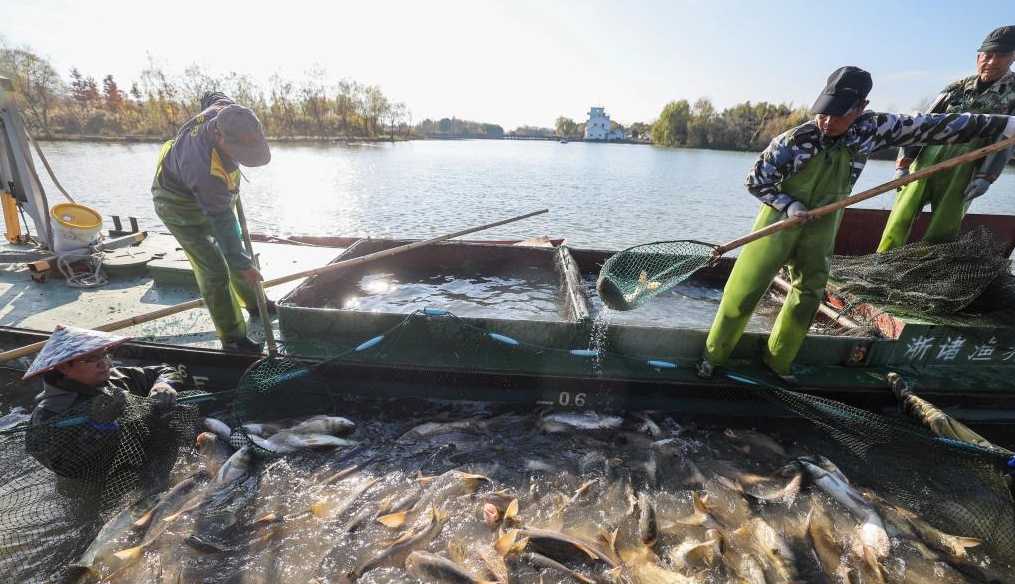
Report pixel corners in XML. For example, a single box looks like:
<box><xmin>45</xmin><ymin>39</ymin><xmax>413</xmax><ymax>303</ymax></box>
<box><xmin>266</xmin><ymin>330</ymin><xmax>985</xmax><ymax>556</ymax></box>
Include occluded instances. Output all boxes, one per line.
<box><xmin>34</xmin><ymin>139</ymin><xmax>1015</xmax><ymax>250</ymax></box>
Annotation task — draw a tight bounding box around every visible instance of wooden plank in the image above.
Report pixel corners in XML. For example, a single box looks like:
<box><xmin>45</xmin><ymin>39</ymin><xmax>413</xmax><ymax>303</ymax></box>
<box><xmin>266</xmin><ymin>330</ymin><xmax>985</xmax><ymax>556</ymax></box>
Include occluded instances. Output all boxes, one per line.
<box><xmin>555</xmin><ymin>246</ymin><xmax>591</xmax><ymax>322</ymax></box>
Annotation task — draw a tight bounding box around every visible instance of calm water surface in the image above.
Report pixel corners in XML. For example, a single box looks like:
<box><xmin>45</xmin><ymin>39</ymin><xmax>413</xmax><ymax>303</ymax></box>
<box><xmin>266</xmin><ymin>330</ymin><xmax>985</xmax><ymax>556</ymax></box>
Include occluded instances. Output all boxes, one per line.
<box><xmin>35</xmin><ymin>140</ymin><xmax>1015</xmax><ymax>250</ymax></box>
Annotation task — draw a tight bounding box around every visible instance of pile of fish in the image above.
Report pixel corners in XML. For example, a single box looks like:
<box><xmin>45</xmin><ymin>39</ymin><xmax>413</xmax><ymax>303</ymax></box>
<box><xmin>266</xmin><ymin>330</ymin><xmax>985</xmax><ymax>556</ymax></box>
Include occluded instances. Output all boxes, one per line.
<box><xmin>56</xmin><ymin>407</ymin><xmax>1008</xmax><ymax>583</ymax></box>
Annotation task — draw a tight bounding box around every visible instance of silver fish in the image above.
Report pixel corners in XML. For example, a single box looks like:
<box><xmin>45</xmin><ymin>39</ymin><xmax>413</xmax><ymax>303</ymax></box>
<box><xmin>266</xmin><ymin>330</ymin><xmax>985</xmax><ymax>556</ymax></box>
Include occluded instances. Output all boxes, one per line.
<box><xmin>240</xmin><ymin>422</ymin><xmax>283</xmax><ymax>437</ymax></box>
<box><xmin>248</xmin><ymin>431</ymin><xmax>356</xmax><ymax>454</ymax></box>
<box><xmin>288</xmin><ymin>415</ymin><xmax>356</xmax><ymax>436</ymax></box>
<box><xmin>517</xmin><ymin>527</ymin><xmax>618</xmax><ymax>568</ymax></box>
<box><xmin>217</xmin><ymin>446</ymin><xmax>254</xmax><ymax>484</ymax></box>
<box><xmin>539</xmin><ymin>411</ymin><xmax>623</xmax><ymax>433</ymax></box>
<box><xmin>730</xmin><ymin>517</ymin><xmax>798</xmax><ymax>583</ymax></box>
<box><xmin>351</xmin><ymin>505</ymin><xmax>448</xmax><ymax>579</ymax></box>
<box><xmin>203</xmin><ymin>417</ymin><xmax>232</xmax><ymax>441</ymax></box>
<box><xmin>109</xmin><ymin>472</ymin><xmax>211</xmax><ymax>566</ymax></box>
<box><xmin>794</xmin><ymin>456</ymin><xmax>890</xmax><ymax>560</ymax></box>
<box><xmin>69</xmin><ymin>493</ymin><xmax>162</xmax><ymax>573</ymax></box>
<box><xmin>404</xmin><ymin>550</ymin><xmax>494</xmax><ymax>584</ymax></box>
<box><xmin>638</xmin><ymin>492</ymin><xmax>658</xmax><ymax>547</ymax></box>
<box><xmin>0</xmin><ymin>406</ymin><xmax>30</xmax><ymax>431</ymax></box>
<box><xmin>522</xmin><ymin>552</ymin><xmax>596</xmax><ymax>584</ymax></box>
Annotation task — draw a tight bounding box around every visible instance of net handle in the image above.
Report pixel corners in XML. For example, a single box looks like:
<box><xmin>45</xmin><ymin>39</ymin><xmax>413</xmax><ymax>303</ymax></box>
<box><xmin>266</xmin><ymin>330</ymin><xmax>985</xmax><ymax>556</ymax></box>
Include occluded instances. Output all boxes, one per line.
<box><xmin>712</xmin><ymin>133</ymin><xmax>1015</xmax><ymax>257</ymax></box>
<box><xmin>0</xmin><ymin>209</ymin><xmax>549</xmax><ymax>364</ymax></box>
<box><xmin>235</xmin><ymin>195</ymin><xmax>278</xmax><ymax>356</ymax></box>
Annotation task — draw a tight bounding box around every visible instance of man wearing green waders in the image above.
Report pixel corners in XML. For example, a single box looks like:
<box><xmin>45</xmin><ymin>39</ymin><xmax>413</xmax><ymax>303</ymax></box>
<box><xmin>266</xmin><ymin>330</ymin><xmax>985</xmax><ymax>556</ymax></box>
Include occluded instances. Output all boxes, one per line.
<box><xmin>152</xmin><ymin>92</ymin><xmax>272</xmax><ymax>353</ymax></box>
<box><xmin>698</xmin><ymin>66</ymin><xmax>1015</xmax><ymax>383</ymax></box>
<box><xmin>878</xmin><ymin>26</ymin><xmax>1015</xmax><ymax>251</ymax></box>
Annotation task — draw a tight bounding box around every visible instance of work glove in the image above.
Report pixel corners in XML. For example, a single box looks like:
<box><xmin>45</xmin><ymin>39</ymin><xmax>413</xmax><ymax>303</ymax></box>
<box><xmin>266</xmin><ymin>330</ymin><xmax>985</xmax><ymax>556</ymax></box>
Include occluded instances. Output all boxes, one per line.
<box><xmin>963</xmin><ymin>177</ymin><xmax>992</xmax><ymax>203</ymax></box>
<box><xmin>149</xmin><ymin>382</ymin><xmax>178</xmax><ymax>412</ymax></box>
<box><xmin>89</xmin><ymin>391</ymin><xmax>127</xmax><ymax>424</ymax></box>
<box><xmin>785</xmin><ymin>200</ymin><xmax>811</xmax><ymax>223</ymax></box>
<box><xmin>893</xmin><ymin>166</ymin><xmax>909</xmax><ymax>181</ymax></box>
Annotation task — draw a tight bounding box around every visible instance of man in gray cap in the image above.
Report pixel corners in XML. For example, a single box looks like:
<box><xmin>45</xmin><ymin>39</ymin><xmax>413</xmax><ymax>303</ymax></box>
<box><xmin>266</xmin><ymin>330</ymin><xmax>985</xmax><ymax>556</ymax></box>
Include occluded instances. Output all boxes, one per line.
<box><xmin>152</xmin><ymin>92</ymin><xmax>272</xmax><ymax>353</ymax></box>
<box><xmin>878</xmin><ymin>25</ymin><xmax>1015</xmax><ymax>251</ymax></box>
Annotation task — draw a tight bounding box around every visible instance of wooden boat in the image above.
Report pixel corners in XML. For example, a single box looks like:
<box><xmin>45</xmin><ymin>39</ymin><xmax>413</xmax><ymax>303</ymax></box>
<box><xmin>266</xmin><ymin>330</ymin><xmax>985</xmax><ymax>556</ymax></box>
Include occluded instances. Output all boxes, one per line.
<box><xmin>3</xmin><ymin>208</ymin><xmax>1015</xmax><ymax>424</ymax></box>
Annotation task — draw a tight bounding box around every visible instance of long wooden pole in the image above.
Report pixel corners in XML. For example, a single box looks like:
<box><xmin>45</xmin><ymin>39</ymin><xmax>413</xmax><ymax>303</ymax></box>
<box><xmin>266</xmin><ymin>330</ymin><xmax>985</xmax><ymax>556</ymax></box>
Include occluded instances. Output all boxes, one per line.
<box><xmin>712</xmin><ymin>134</ymin><xmax>1015</xmax><ymax>256</ymax></box>
<box><xmin>0</xmin><ymin>209</ymin><xmax>549</xmax><ymax>363</ymax></box>
<box><xmin>235</xmin><ymin>196</ymin><xmax>278</xmax><ymax>355</ymax></box>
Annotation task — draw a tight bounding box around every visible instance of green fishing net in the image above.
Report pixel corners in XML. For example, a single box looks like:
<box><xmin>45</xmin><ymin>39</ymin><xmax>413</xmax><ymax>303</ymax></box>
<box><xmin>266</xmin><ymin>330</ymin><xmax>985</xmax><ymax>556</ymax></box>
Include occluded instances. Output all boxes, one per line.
<box><xmin>596</xmin><ymin>240</ymin><xmax>716</xmax><ymax>310</ymax></box>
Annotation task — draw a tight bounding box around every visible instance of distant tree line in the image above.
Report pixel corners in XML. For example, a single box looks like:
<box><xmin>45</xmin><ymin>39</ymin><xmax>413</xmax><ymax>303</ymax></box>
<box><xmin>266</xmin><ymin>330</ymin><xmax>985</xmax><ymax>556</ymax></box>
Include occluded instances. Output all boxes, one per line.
<box><xmin>415</xmin><ymin>117</ymin><xmax>504</xmax><ymax>139</ymax></box>
<box><xmin>650</xmin><ymin>98</ymin><xmax>810</xmax><ymax>151</ymax></box>
<box><xmin>0</xmin><ymin>41</ymin><xmax>411</xmax><ymax>140</ymax></box>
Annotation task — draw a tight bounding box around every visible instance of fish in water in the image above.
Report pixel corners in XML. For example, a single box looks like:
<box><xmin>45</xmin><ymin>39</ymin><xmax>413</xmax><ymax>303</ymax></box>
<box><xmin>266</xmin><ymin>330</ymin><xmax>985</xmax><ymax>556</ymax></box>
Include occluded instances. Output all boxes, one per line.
<box><xmin>287</xmin><ymin>415</ymin><xmax>356</xmax><ymax>436</ymax></box>
<box><xmin>350</xmin><ymin>505</ymin><xmax>448</xmax><ymax>580</ymax></box>
<box><xmin>203</xmin><ymin>417</ymin><xmax>232</xmax><ymax>441</ymax></box>
<box><xmin>793</xmin><ymin>456</ymin><xmax>890</xmax><ymax>561</ymax></box>
<box><xmin>217</xmin><ymin>446</ymin><xmax>254</xmax><ymax>484</ymax></box>
<box><xmin>248</xmin><ymin>431</ymin><xmax>357</xmax><ymax>454</ymax></box>
<box><xmin>539</xmin><ymin>411</ymin><xmax>623</xmax><ymax>433</ymax></box>
<box><xmin>240</xmin><ymin>422</ymin><xmax>283</xmax><ymax>437</ymax></box>
<box><xmin>404</xmin><ymin>550</ymin><xmax>495</xmax><ymax>584</ymax></box>
<box><xmin>397</xmin><ymin>419</ymin><xmax>484</xmax><ymax>443</ymax></box>
<box><xmin>68</xmin><ymin>492</ymin><xmax>163</xmax><ymax>574</ymax></box>
<box><xmin>521</xmin><ymin>552</ymin><xmax>596</xmax><ymax>584</ymax></box>
<box><xmin>730</xmin><ymin>517</ymin><xmax>799</xmax><ymax>583</ymax></box>
<box><xmin>637</xmin><ymin>492</ymin><xmax>657</xmax><ymax>547</ymax></box>
<box><xmin>109</xmin><ymin>471</ymin><xmax>211</xmax><ymax>567</ymax></box>
<box><xmin>516</xmin><ymin>527</ymin><xmax>619</xmax><ymax>569</ymax></box>
<box><xmin>667</xmin><ymin>529</ymin><xmax>722</xmax><ymax>572</ymax></box>
<box><xmin>0</xmin><ymin>406</ymin><xmax>30</xmax><ymax>431</ymax></box>
<box><xmin>196</xmin><ymin>432</ymin><xmax>234</xmax><ymax>478</ymax></box>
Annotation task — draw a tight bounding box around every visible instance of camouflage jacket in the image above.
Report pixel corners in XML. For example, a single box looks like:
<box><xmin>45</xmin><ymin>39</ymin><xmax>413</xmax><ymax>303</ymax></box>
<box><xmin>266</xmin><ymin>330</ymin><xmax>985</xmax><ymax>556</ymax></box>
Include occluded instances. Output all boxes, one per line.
<box><xmin>898</xmin><ymin>70</ymin><xmax>1015</xmax><ymax>179</ymax></box>
<box><xmin>746</xmin><ymin>111</ymin><xmax>1011</xmax><ymax>210</ymax></box>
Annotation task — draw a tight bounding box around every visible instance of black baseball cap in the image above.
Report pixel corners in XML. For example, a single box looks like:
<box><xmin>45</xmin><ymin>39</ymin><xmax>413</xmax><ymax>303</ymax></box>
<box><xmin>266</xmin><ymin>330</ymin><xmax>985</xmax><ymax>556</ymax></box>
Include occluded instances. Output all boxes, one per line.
<box><xmin>810</xmin><ymin>66</ymin><xmax>873</xmax><ymax>116</ymax></box>
<box><xmin>979</xmin><ymin>26</ymin><xmax>1015</xmax><ymax>53</ymax></box>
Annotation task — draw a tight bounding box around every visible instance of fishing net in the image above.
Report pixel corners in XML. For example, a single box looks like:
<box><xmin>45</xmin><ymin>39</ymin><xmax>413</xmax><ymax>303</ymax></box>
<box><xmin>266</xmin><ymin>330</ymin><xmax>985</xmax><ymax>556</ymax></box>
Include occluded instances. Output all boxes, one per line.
<box><xmin>596</xmin><ymin>240</ymin><xmax>715</xmax><ymax>311</ymax></box>
<box><xmin>729</xmin><ymin>371</ymin><xmax>1015</xmax><ymax>573</ymax></box>
<box><xmin>829</xmin><ymin>226</ymin><xmax>1015</xmax><ymax>318</ymax></box>
<box><xmin>0</xmin><ymin>390</ymin><xmax>205</xmax><ymax>583</ymax></box>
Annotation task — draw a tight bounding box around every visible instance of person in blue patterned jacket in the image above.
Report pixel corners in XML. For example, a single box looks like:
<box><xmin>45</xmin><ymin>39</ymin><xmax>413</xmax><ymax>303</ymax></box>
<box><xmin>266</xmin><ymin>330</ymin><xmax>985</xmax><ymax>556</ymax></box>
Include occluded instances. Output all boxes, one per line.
<box><xmin>699</xmin><ymin>66</ymin><xmax>1015</xmax><ymax>383</ymax></box>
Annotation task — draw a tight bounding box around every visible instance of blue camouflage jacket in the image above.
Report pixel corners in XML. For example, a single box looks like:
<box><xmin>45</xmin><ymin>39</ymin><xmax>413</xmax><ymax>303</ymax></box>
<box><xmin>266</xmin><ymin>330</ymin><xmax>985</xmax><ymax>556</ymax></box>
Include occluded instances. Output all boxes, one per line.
<box><xmin>746</xmin><ymin>110</ymin><xmax>1011</xmax><ymax>211</ymax></box>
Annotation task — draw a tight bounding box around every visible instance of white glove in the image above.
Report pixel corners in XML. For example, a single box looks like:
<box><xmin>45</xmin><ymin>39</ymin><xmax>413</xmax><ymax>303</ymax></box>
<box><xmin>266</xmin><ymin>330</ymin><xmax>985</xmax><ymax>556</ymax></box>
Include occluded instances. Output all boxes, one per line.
<box><xmin>893</xmin><ymin>166</ymin><xmax>909</xmax><ymax>180</ymax></box>
<box><xmin>963</xmin><ymin>177</ymin><xmax>991</xmax><ymax>202</ymax></box>
<box><xmin>785</xmin><ymin>200</ymin><xmax>811</xmax><ymax>222</ymax></box>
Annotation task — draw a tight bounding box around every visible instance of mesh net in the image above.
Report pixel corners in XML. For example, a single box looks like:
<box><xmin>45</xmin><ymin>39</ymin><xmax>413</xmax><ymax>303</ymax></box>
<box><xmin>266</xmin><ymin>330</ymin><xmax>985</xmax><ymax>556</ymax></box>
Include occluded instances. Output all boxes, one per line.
<box><xmin>829</xmin><ymin>226</ymin><xmax>1014</xmax><ymax>317</ymax></box>
<box><xmin>596</xmin><ymin>240</ymin><xmax>715</xmax><ymax>310</ymax></box>
<box><xmin>0</xmin><ymin>391</ymin><xmax>204</xmax><ymax>583</ymax></box>
<box><xmin>728</xmin><ymin>373</ymin><xmax>1015</xmax><ymax>572</ymax></box>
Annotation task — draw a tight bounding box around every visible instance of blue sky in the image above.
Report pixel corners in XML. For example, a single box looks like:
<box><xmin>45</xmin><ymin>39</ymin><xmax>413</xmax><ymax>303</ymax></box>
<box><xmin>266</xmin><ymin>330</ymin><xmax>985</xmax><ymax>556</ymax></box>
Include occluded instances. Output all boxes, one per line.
<box><xmin>3</xmin><ymin>0</ymin><xmax>1010</xmax><ymax>128</ymax></box>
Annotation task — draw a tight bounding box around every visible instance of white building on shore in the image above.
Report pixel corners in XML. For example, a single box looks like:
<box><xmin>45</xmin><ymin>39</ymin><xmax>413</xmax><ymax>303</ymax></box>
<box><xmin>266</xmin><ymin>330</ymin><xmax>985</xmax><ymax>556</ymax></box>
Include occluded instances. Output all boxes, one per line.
<box><xmin>584</xmin><ymin>107</ymin><xmax>625</xmax><ymax>141</ymax></box>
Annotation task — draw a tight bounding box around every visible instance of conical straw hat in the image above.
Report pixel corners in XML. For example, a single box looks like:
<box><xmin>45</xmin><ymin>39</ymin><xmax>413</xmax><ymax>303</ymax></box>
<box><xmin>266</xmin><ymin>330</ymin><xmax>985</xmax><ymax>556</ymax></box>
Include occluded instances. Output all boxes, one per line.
<box><xmin>22</xmin><ymin>325</ymin><xmax>131</xmax><ymax>380</ymax></box>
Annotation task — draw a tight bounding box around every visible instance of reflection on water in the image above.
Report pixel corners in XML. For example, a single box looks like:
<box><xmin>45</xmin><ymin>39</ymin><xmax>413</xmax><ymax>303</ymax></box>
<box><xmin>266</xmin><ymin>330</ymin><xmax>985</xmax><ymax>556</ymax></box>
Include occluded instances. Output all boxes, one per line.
<box><xmin>331</xmin><ymin>269</ymin><xmax>562</xmax><ymax>320</ymax></box>
<box><xmin>27</xmin><ymin>140</ymin><xmax>975</xmax><ymax>249</ymax></box>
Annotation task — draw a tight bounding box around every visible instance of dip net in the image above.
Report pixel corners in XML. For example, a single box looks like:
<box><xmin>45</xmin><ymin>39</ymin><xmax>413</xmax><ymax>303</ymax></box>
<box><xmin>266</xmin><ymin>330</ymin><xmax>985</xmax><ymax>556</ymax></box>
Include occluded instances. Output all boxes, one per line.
<box><xmin>0</xmin><ymin>389</ymin><xmax>204</xmax><ymax>583</ymax></box>
<box><xmin>596</xmin><ymin>240</ymin><xmax>715</xmax><ymax>311</ymax></box>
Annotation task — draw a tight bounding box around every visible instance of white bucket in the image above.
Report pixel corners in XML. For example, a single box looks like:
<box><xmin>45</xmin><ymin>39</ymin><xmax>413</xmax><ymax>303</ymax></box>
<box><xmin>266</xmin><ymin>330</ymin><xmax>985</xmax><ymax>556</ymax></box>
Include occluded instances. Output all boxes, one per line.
<box><xmin>50</xmin><ymin>203</ymin><xmax>103</xmax><ymax>253</ymax></box>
